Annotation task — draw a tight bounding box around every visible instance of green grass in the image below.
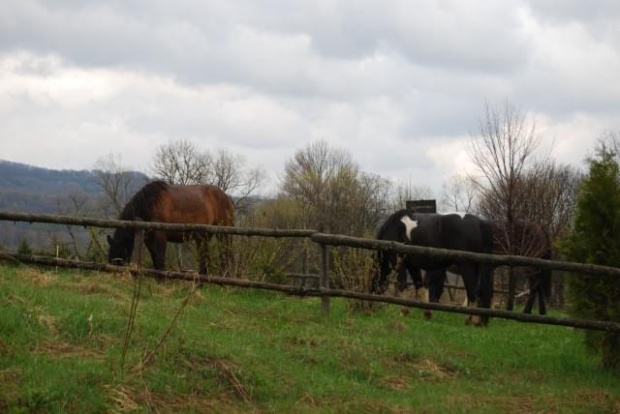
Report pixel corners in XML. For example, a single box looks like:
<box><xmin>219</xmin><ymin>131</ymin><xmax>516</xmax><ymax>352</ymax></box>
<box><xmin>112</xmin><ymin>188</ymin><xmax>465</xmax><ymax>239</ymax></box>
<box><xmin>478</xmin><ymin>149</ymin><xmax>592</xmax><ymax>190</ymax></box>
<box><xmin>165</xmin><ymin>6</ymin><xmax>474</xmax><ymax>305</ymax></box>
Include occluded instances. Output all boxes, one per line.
<box><xmin>1</xmin><ymin>264</ymin><xmax>619</xmax><ymax>413</ymax></box>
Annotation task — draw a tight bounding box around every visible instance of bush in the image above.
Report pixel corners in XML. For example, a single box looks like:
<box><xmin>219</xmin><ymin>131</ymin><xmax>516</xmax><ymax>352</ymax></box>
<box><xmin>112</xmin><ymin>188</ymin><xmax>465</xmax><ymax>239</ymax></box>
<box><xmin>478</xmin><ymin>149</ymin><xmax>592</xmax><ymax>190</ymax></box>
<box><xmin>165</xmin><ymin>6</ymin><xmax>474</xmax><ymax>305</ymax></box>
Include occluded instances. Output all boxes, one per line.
<box><xmin>17</xmin><ymin>239</ymin><xmax>32</xmax><ymax>255</ymax></box>
<box><xmin>560</xmin><ymin>147</ymin><xmax>620</xmax><ymax>371</ymax></box>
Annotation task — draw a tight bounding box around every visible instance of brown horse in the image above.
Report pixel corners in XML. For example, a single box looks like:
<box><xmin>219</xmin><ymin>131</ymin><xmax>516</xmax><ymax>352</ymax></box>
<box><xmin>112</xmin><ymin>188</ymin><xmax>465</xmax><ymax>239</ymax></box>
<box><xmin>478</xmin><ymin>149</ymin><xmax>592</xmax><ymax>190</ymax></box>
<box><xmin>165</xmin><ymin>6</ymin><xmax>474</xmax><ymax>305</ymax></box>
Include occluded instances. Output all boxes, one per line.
<box><xmin>107</xmin><ymin>180</ymin><xmax>235</xmax><ymax>275</ymax></box>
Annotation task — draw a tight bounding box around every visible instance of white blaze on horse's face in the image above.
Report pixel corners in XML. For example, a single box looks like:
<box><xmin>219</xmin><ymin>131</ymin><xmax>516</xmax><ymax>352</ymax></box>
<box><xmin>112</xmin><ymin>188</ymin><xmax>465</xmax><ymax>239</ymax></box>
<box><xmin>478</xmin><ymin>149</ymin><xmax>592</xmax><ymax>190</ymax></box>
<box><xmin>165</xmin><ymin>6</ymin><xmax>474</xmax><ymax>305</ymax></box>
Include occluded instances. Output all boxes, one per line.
<box><xmin>400</xmin><ymin>216</ymin><xmax>418</xmax><ymax>241</ymax></box>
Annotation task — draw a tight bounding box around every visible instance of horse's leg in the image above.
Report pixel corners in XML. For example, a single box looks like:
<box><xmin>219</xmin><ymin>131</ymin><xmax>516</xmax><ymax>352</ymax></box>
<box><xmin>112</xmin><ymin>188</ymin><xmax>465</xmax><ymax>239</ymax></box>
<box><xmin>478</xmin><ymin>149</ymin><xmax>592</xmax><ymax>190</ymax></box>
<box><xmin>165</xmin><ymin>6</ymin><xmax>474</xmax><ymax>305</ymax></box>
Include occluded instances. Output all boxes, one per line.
<box><xmin>217</xmin><ymin>233</ymin><xmax>232</xmax><ymax>277</ymax></box>
<box><xmin>196</xmin><ymin>235</ymin><xmax>210</xmax><ymax>275</ymax></box>
<box><xmin>477</xmin><ymin>263</ymin><xmax>494</xmax><ymax>325</ymax></box>
<box><xmin>371</xmin><ymin>250</ymin><xmax>395</xmax><ymax>294</ymax></box>
<box><xmin>406</xmin><ymin>260</ymin><xmax>423</xmax><ymax>292</ymax></box>
<box><xmin>396</xmin><ymin>258</ymin><xmax>410</xmax><ymax>294</ymax></box>
<box><xmin>524</xmin><ymin>275</ymin><xmax>537</xmax><ymax>314</ymax></box>
<box><xmin>460</xmin><ymin>263</ymin><xmax>481</xmax><ymax>326</ymax></box>
<box><xmin>427</xmin><ymin>269</ymin><xmax>446</xmax><ymax>303</ymax></box>
<box><xmin>421</xmin><ymin>269</ymin><xmax>445</xmax><ymax>320</ymax></box>
<box><xmin>533</xmin><ymin>271</ymin><xmax>548</xmax><ymax>315</ymax></box>
<box><xmin>145</xmin><ymin>232</ymin><xmax>167</xmax><ymax>271</ymax></box>
<box><xmin>538</xmin><ymin>266</ymin><xmax>551</xmax><ymax>316</ymax></box>
<box><xmin>538</xmin><ymin>289</ymin><xmax>547</xmax><ymax>315</ymax></box>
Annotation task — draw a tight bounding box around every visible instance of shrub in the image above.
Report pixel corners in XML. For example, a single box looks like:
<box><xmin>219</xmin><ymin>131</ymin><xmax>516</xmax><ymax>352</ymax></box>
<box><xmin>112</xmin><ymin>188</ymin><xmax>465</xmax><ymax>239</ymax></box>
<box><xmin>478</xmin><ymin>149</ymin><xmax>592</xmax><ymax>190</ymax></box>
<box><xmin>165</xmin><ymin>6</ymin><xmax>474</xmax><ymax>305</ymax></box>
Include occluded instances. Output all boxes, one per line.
<box><xmin>560</xmin><ymin>147</ymin><xmax>620</xmax><ymax>371</ymax></box>
<box><xmin>17</xmin><ymin>239</ymin><xmax>32</xmax><ymax>255</ymax></box>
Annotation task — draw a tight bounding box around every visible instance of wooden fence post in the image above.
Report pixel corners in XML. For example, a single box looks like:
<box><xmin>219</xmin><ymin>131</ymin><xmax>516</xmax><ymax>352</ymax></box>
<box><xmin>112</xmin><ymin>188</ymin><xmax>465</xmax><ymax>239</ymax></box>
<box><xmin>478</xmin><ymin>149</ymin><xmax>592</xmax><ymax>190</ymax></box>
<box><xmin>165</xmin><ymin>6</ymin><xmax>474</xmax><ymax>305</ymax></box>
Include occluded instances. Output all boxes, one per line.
<box><xmin>132</xmin><ymin>224</ymin><xmax>145</xmax><ymax>268</ymax></box>
<box><xmin>320</xmin><ymin>243</ymin><xmax>330</xmax><ymax>316</ymax></box>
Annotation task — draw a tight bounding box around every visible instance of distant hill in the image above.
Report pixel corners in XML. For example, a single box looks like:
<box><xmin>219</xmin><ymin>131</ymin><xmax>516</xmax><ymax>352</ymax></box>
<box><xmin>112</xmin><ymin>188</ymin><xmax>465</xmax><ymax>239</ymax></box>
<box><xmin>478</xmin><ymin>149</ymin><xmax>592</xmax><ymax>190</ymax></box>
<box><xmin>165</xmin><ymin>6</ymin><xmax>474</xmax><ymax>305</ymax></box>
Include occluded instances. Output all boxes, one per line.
<box><xmin>0</xmin><ymin>160</ymin><xmax>148</xmax><ymax>252</ymax></box>
<box><xmin>0</xmin><ymin>160</ymin><xmax>102</xmax><ymax>213</ymax></box>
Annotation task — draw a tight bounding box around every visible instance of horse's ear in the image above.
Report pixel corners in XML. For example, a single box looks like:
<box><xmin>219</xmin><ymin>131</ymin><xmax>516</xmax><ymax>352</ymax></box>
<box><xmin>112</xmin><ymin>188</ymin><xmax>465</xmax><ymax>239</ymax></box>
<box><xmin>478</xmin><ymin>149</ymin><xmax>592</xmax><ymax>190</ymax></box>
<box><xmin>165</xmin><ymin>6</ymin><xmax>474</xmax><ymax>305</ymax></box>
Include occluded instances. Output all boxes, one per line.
<box><xmin>107</xmin><ymin>235</ymin><xmax>112</xmax><ymax>245</ymax></box>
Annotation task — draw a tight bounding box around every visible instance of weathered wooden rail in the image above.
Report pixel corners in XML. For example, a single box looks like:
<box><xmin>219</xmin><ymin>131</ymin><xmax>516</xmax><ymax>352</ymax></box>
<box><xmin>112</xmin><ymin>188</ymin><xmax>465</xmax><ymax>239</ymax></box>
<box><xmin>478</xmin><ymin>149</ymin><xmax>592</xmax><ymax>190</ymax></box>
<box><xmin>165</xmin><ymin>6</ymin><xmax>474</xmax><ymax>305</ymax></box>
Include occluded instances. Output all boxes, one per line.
<box><xmin>310</xmin><ymin>233</ymin><xmax>620</xmax><ymax>278</ymax></box>
<box><xmin>0</xmin><ymin>211</ymin><xmax>315</xmax><ymax>238</ymax></box>
<box><xmin>1</xmin><ymin>210</ymin><xmax>620</xmax><ymax>332</ymax></box>
<box><xmin>2</xmin><ymin>252</ymin><xmax>619</xmax><ymax>332</ymax></box>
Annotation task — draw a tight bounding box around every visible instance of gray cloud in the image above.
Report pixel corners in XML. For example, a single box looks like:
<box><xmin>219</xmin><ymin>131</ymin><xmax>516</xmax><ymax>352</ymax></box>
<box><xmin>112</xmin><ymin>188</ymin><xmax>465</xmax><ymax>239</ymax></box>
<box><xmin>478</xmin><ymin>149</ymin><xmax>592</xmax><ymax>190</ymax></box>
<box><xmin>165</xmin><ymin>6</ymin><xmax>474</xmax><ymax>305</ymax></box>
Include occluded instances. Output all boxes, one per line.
<box><xmin>1</xmin><ymin>0</ymin><xmax>619</xmax><ymax>194</ymax></box>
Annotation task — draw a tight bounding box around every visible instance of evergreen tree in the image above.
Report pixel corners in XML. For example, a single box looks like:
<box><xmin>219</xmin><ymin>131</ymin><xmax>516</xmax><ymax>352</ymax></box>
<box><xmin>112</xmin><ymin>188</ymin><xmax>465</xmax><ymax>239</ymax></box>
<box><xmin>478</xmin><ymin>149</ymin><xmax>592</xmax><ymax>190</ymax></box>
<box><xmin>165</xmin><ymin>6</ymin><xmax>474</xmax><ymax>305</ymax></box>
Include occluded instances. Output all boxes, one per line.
<box><xmin>17</xmin><ymin>239</ymin><xmax>32</xmax><ymax>255</ymax></box>
<box><xmin>560</xmin><ymin>147</ymin><xmax>620</xmax><ymax>371</ymax></box>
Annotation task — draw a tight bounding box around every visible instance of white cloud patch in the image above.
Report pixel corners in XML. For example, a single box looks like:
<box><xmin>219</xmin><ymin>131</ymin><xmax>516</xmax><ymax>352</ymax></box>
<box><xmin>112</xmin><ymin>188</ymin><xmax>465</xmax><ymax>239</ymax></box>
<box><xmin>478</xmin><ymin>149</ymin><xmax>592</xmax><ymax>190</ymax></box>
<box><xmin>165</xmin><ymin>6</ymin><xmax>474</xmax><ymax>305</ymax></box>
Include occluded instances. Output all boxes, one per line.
<box><xmin>1</xmin><ymin>0</ymin><xmax>620</xmax><ymax>197</ymax></box>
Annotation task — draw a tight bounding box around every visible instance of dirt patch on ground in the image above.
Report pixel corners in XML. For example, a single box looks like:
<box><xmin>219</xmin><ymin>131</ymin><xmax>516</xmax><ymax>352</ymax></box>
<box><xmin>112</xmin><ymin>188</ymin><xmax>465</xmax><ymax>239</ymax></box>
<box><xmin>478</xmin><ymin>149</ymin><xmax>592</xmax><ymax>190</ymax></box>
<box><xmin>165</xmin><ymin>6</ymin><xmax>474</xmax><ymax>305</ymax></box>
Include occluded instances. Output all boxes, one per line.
<box><xmin>31</xmin><ymin>340</ymin><xmax>105</xmax><ymax>360</ymax></box>
<box><xmin>453</xmin><ymin>391</ymin><xmax>620</xmax><ymax>413</ymax></box>
<box><xmin>16</xmin><ymin>268</ymin><xmax>56</xmax><ymax>286</ymax></box>
<box><xmin>61</xmin><ymin>278</ymin><xmax>125</xmax><ymax>299</ymax></box>
<box><xmin>0</xmin><ymin>367</ymin><xmax>22</xmax><ymax>411</ymax></box>
<box><xmin>37</xmin><ymin>313</ymin><xmax>59</xmax><ymax>335</ymax></box>
<box><xmin>105</xmin><ymin>352</ymin><xmax>259</xmax><ymax>412</ymax></box>
<box><xmin>104</xmin><ymin>383</ymin><xmax>226</xmax><ymax>413</ymax></box>
<box><xmin>0</xmin><ymin>339</ymin><xmax>9</xmax><ymax>356</ymax></box>
<box><xmin>383</xmin><ymin>353</ymin><xmax>458</xmax><ymax>390</ymax></box>
<box><xmin>289</xmin><ymin>336</ymin><xmax>323</xmax><ymax>349</ymax></box>
<box><xmin>571</xmin><ymin>390</ymin><xmax>620</xmax><ymax>412</ymax></box>
<box><xmin>177</xmin><ymin>352</ymin><xmax>255</xmax><ymax>403</ymax></box>
<box><xmin>297</xmin><ymin>392</ymin><xmax>419</xmax><ymax>414</ymax></box>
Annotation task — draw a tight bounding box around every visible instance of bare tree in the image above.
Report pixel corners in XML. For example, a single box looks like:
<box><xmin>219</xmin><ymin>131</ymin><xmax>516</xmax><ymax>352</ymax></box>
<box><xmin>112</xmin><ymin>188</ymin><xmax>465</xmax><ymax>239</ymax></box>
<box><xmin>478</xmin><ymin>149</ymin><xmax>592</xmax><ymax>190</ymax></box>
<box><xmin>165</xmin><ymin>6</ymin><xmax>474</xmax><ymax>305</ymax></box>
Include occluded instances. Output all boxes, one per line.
<box><xmin>469</xmin><ymin>102</ymin><xmax>542</xmax><ymax>223</ymax></box>
<box><xmin>357</xmin><ymin>172</ymin><xmax>392</xmax><ymax>234</ymax></box>
<box><xmin>281</xmin><ymin>141</ymin><xmax>391</xmax><ymax>235</ymax></box>
<box><xmin>469</xmin><ymin>102</ymin><xmax>542</xmax><ymax>310</ymax></box>
<box><xmin>390</xmin><ymin>182</ymin><xmax>434</xmax><ymax>211</ymax></box>
<box><xmin>151</xmin><ymin>139</ymin><xmax>210</xmax><ymax>185</ymax></box>
<box><xmin>151</xmin><ymin>141</ymin><xmax>265</xmax><ymax>212</ymax></box>
<box><xmin>55</xmin><ymin>193</ymin><xmax>90</xmax><ymax>258</ymax></box>
<box><xmin>521</xmin><ymin>162</ymin><xmax>582</xmax><ymax>307</ymax></box>
<box><xmin>521</xmin><ymin>162</ymin><xmax>582</xmax><ymax>238</ymax></box>
<box><xmin>93</xmin><ymin>154</ymin><xmax>145</xmax><ymax>217</ymax></box>
<box><xmin>207</xmin><ymin>149</ymin><xmax>266</xmax><ymax>212</ymax></box>
<box><xmin>439</xmin><ymin>175</ymin><xmax>478</xmax><ymax>213</ymax></box>
<box><xmin>281</xmin><ymin>141</ymin><xmax>350</xmax><ymax>231</ymax></box>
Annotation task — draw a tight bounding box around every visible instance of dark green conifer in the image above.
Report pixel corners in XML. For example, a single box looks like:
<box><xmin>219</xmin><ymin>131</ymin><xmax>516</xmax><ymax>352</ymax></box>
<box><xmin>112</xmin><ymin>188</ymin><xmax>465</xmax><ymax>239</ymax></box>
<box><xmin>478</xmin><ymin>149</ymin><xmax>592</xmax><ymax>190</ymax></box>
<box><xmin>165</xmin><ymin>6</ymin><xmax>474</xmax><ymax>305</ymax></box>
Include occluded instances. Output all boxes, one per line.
<box><xmin>561</xmin><ymin>146</ymin><xmax>620</xmax><ymax>371</ymax></box>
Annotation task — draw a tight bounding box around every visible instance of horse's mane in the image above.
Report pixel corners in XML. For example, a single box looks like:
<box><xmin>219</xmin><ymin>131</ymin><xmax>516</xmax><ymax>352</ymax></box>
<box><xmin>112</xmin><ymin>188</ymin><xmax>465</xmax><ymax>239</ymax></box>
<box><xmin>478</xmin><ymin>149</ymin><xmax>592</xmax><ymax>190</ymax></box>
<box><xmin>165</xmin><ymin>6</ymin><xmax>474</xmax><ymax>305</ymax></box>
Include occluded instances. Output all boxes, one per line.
<box><xmin>120</xmin><ymin>180</ymin><xmax>169</xmax><ymax>221</ymax></box>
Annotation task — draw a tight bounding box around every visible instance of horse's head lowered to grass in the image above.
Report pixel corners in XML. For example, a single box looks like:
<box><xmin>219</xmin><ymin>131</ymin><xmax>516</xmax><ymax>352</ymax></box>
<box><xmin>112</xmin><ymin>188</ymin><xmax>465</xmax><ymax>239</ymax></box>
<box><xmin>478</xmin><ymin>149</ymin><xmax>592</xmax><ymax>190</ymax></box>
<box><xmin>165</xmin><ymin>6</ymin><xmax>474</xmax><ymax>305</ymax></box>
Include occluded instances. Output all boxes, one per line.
<box><xmin>107</xmin><ymin>229</ymin><xmax>134</xmax><ymax>266</ymax></box>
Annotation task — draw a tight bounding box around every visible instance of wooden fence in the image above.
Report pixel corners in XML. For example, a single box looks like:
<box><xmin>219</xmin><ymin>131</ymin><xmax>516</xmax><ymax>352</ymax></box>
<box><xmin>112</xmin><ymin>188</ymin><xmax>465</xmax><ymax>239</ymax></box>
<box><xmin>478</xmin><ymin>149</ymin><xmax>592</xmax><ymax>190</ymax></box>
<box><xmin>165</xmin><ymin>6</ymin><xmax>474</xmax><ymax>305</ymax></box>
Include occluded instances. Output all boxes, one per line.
<box><xmin>1</xmin><ymin>211</ymin><xmax>620</xmax><ymax>333</ymax></box>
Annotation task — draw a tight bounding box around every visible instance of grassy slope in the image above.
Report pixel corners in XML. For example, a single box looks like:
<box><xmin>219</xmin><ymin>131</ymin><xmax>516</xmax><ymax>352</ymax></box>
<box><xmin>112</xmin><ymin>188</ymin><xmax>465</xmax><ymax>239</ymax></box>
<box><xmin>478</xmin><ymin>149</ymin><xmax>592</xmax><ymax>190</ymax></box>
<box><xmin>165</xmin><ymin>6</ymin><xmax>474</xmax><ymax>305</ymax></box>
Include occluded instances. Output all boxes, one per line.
<box><xmin>0</xmin><ymin>264</ymin><xmax>618</xmax><ymax>413</ymax></box>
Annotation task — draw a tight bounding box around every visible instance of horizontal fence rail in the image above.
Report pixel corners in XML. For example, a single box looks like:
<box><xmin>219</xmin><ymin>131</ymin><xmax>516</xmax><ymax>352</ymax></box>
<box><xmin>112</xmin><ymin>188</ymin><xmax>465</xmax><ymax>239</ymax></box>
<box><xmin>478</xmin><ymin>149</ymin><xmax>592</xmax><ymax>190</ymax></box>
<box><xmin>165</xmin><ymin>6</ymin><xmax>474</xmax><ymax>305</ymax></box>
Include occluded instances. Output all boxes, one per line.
<box><xmin>2</xmin><ymin>210</ymin><xmax>620</xmax><ymax>333</ymax></box>
<box><xmin>4</xmin><ymin>210</ymin><xmax>620</xmax><ymax>278</ymax></box>
<box><xmin>0</xmin><ymin>211</ymin><xmax>316</xmax><ymax>238</ymax></box>
<box><xmin>311</xmin><ymin>233</ymin><xmax>620</xmax><ymax>278</ymax></box>
<box><xmin>2</xmin><ymin>252</ymin><xmax>620</xmax><ymax>333</ymax></box>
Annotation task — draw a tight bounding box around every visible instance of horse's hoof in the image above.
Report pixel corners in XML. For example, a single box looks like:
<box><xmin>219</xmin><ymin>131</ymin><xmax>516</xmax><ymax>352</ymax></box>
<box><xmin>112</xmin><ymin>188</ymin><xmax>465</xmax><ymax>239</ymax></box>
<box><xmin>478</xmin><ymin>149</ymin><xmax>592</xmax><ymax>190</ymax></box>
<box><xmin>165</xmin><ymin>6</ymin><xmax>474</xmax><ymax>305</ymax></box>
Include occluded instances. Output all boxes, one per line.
<box><xmin>423</xmin><ymin>310</ymin><xmax>433</xmax><ymax>320</ymax></box>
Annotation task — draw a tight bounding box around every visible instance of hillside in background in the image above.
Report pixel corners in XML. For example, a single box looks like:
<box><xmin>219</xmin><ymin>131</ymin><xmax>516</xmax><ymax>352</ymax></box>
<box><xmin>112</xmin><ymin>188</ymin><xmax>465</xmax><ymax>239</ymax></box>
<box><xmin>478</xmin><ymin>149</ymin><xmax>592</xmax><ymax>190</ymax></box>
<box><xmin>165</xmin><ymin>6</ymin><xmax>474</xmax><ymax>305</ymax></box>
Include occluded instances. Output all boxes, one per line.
<box><xmin>0</xmin><ymin>160</ymin><xmax>102</xmax><ymax>213</ymax></box>
<box><xmin>0</xmin><ymin>160</ymin><xmax>148</xmax><ymax>252</ymax></box>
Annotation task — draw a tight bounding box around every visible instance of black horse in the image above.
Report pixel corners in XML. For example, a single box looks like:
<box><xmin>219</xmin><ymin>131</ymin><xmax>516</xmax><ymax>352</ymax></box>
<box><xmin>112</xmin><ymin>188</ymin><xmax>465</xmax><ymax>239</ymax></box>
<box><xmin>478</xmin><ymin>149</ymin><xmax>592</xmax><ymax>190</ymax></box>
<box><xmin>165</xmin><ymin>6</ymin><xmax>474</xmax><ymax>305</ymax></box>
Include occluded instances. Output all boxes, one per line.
<box><xmin>422</xmin><ymin>220</ymin><xmax>553</xmax><ymax>316</ymax></box>
<box><xmin>371</xmin><ymin>210</ymin><xmax>495</xmax><ymax>324</ymax></box>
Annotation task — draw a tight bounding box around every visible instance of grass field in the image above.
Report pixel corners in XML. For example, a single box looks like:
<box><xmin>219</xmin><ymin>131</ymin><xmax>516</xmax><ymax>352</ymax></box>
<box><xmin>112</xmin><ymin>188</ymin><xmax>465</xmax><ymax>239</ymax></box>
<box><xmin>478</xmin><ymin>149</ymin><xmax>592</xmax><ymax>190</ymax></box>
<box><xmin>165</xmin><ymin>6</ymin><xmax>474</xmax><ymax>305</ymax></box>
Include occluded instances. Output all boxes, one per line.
<box><xmin>1</xmin><ymin>264</ymin><xmax>619</xmax><ymax>413</ymax></box>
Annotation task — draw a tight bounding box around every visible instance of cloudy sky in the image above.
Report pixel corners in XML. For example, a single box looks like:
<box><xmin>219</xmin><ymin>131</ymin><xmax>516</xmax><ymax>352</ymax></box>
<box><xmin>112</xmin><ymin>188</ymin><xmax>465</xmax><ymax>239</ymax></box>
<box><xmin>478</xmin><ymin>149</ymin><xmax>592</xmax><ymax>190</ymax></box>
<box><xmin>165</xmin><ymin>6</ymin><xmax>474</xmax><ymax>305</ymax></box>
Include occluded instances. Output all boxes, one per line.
<box><xmin>1</xmin><ymin>0</ymin><xmax>620</xmax><ymax>195</ymax></box>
